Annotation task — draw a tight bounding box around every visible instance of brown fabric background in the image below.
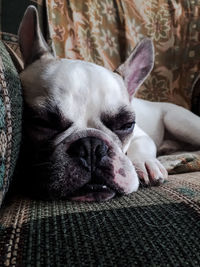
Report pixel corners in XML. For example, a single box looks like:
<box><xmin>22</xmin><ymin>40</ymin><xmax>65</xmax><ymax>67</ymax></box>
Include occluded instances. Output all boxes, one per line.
<box><xmin>47</xmin><ymin>0</ymin><xmax>200</xmax><ymax>109</ymax></box>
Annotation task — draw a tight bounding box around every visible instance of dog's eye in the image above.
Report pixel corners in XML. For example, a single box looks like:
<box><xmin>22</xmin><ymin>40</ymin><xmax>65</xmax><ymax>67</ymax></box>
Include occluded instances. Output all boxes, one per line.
<box><xmin>101</xmin><ymin>107</ymin><xmax>135</xmax><ymax>140</ymax></box>
<box><xmin>24</xmin><ymin>104</ymin><xmax>73</xmax><ymax>143</ymax></box>
<box><xmin>116</xmin><ymin>121</ymin><xmax>135</xmax><ymax>132</ymax></box>
<box><xmin>31</xmin><ymin>116</ymin><xmax>72</xmax><ymax>133</ymax></box>
<box><xmin>32</xmin><ymin>117</ymin><xmax>54</xmax><ymax>129</ymax></box>
<box><xmin>118</xmin><ymin>122</ymin><xmax>135</xmax><ymax>131</ymax></box>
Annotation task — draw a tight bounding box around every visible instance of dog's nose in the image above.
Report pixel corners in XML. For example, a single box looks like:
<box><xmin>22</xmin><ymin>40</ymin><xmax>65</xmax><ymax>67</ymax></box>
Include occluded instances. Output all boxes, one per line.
<box><xmin>68</xmin><ymin>137</ymin><xmax>108</xmax><ymax>171</ymax></box>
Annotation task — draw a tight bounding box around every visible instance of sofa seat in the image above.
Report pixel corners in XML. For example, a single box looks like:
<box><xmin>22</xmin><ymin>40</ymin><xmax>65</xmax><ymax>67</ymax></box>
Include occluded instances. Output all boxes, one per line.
<box><xmin>0</xmin><ymin>172</ymin><xmax>200</xmax><ymax>266</ymax></box>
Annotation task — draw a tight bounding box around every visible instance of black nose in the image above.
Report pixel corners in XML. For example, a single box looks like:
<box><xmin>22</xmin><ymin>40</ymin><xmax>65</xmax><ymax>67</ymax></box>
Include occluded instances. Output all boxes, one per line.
<box><xmin>68</xmin><ymin>137</ymin><xmax>108</xmax><ymax>171</ymax></box>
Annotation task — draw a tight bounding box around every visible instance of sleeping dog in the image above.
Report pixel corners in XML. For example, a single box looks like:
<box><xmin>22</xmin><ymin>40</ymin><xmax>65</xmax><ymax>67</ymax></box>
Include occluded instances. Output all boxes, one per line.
<box><xmin>17</xmin><ymin>6</ymin><xmax>200</xmax><ymax>201</ymax></box>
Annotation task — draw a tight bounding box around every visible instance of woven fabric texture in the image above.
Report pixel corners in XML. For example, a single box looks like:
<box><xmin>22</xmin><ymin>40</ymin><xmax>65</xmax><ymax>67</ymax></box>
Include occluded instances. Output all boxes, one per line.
<box><xmin>0</xmin><ymin>172</ymin><xmax>200</xmax><ymax>266</ymax></box>
<box><xmin>159</xmin><ymin>151</ymin><xmax>200</xmax><ymax>174</ymax></box>
<box><xmin>0</xmin><ymin>0</ymin><xmax>48</xmax><ymax>207</ymax></box>
<box><xmin>0</xmin><ymin>41</ymin><xmax>22</xmax><ymax>207</ymax></box>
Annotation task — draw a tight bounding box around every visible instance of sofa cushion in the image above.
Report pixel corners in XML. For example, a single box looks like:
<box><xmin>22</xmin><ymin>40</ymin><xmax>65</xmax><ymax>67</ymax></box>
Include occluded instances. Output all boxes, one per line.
<box><xmin>0</xmin><ymin>172</ymin><xmax>200</xmax><ymax>266</ymax></box>
<box><xmin>0</xmin><ymin>41</ymin><xmax>22</xmax><ymax>207</ymax></box>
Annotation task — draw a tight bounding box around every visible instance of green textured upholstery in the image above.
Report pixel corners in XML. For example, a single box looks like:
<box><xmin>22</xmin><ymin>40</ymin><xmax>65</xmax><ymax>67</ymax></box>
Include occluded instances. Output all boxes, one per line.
<box><xmin>0</xmin><ymin>172</ymin><xmax>200</xmax><ymax>266</ymax></box>
<box><xmin>0</xmin><ymin>41</ymin><xmax>22</xmax><ymax>207</ymax></box>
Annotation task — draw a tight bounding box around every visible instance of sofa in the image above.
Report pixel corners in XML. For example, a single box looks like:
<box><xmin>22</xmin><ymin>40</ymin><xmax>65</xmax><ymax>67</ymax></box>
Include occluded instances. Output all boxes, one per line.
<box><xmin>0</xmin><ymin>0</ymin><xmax>200</xmax><ymax>266</ymax></box>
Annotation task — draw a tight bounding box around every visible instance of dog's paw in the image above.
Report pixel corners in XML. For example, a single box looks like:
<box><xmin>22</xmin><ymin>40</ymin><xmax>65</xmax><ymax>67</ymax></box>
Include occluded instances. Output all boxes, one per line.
<box><xmin>132</xmin><ymin>158</ymin><xmax>168</xmax><ymax>186</ymax></box>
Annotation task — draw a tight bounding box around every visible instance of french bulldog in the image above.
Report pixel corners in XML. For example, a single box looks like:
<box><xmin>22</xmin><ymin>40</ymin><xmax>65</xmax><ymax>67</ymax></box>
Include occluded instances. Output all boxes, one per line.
<box><xmin>17</xmin><ymin>6</ymin><xmax>200</xmax><ymax>202</ymax></box>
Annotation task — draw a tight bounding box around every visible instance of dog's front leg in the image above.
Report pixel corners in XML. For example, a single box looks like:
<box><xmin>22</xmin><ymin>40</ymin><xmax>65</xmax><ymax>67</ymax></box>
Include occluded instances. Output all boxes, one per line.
<box><xmin>127</xmin><ymin>125</ymin><xmax>168</xmax><ymax>185</ymax></box>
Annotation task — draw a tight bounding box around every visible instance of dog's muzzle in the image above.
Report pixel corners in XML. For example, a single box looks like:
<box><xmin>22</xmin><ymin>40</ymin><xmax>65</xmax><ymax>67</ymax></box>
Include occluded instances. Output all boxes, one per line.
<box><xmin>67</xmin><ymin>137</ymin><xmax>116</xmax><ymax>201</ymax></box>
<box><xmin>68</xmin><ymin>137</ymin><xmax>108</xmax><ymax>172</ymax></box>
<box><xmin>20</xmin><ymin>129</ymin><xmax>139</xmax><ymax>202</ymax></box>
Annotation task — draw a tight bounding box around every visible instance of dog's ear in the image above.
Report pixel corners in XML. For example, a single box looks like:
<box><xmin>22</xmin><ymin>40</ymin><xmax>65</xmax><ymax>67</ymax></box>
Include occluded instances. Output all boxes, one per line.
<box><xmin>116</xmin><ymin>38</ymin><xmax>154</xmax><ymax>98</ymax></box>
<box><xmin>18</xmin><ymin>5</ymin><xmax>52</xmax><ymax>66</ymax></box>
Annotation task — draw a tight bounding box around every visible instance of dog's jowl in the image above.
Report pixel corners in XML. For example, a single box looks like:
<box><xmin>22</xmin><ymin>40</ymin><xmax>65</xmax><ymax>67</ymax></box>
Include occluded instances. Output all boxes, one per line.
<box><xmin>18</xmin><ymin>6</ymin><xmax>200</xmax><ymax>201</ymax></box>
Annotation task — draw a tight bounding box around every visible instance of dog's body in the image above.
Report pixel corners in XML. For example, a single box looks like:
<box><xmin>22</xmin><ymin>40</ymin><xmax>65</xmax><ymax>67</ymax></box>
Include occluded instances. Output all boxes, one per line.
<box><xmin>18</xmin><ymin>6</ymin><xmax>200</xmax><ymax>201</ymax></box>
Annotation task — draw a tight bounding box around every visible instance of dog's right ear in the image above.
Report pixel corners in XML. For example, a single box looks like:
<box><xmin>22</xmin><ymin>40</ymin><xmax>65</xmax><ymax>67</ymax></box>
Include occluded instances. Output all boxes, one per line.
<box><xmin>18</xmin><ymin>5</ymin><xmax>52</xmax><ymax>67</ymax></box>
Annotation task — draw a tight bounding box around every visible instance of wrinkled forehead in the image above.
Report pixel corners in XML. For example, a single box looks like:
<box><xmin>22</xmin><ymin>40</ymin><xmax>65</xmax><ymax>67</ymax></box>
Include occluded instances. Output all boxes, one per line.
<box><xmin>40</xmin><ymin>59</ymin><xmax>130</xmax><ymax>121</ymax></box>
<box><xmin>20</xmin><ymin>58</ymin><xmax>130</xmax><ymax>124</ymax></box>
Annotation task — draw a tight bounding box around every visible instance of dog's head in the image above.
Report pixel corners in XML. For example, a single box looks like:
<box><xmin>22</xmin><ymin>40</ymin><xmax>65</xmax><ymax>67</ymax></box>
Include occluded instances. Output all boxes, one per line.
<box><xmin>18</xmin><ymin>6</ymin><xmax>154</xmax><ymax>201</ymax></box>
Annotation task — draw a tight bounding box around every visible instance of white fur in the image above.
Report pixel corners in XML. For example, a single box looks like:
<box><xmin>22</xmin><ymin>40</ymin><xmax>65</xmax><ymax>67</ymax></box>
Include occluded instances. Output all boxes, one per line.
<box><xmin>19</xmin><ymin>6</ymin><xmax>200</xmax><ymax>193</ymax></box>
<box><xmin>21</xmin><ymin>58</ymin><xmax>129</xmax><ymax>124</ymax></box>
<box><xmin>21</xmin><ymin>56</ymin><xmax>200</xmax><ymax>187</ymax></box>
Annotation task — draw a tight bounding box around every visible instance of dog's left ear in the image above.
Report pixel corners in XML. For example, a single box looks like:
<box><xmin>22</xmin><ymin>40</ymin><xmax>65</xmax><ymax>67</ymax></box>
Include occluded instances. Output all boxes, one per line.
<box><xmin>18</xmin><ymin>5</ymin><xmax>52</xmax><ymax>67</ymax></box>
<box><xmin>116</xmin><ymin>38</ymin><xmax>154</xmax><ymax>98</ymax></box>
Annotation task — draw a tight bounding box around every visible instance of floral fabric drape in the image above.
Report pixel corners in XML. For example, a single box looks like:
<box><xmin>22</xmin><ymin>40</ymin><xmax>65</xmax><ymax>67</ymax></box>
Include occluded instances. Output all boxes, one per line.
<box><xmin>47</xmin><ymin>0</ymin><xmax>200</xmax><ymax>109</ymax></box>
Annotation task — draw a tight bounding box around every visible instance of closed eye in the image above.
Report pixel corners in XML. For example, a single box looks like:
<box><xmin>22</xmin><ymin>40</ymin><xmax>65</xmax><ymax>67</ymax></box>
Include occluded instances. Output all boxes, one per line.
<box><xmin>31</xmin><ymin>117</ymin><xmax>54</xmax><ymax>129</ymax></box>
<box><xmin>116</xmin><ymin>121</ymin><xmax>135</xmax><ymax>132</ymax></box>
<box><xmin>30</xmin><ymin>116</ymin><xmax>72</xmax><ymax>132</ymax></box>
<box><xmin>24</xmin><ymin>103</ymin><xmax>72</xmax><ymax>142</ymax></box>
<box><xmin>101</xmin><ymin>106</ymin><xmax>135</xmax><ymax>140</ymax></box>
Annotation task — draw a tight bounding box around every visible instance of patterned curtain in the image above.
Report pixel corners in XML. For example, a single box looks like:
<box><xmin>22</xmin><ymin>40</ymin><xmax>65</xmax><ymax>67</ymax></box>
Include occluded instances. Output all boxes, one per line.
<box><xmin>46</xmin><ymin>0</ymin><xmax>200</xmax><ymax>109</ymax></box>
<box><xmin>1</xmin><ymin>0</ymin><xmax>200</xmax><ymax>110</ymax></box>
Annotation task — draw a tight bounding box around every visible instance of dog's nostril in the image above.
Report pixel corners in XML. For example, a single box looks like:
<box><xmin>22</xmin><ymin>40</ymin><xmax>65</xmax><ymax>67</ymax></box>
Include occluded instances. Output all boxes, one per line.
<box><xmin>79</xmin><ymin>146</ymin><xmax>88</xmax><ymax>159</ymax></box>
<box><xmin>95</xmin><ymin>144</ymin><xmax>108</xmax><ymax>159</ymax></box>
<box><xmin>68</xmin><ymin>141</ymin><xmax>90</xmax><ymax>170</ymax></box>
<box><xmin>68</xmin><ymin>137</ymin><xmax>108</xmax><ymax>171</ymax></box>
<box><xmin>68</xmin><ymin>141</ymin><xmax>86</xmax><ymax>158</ymax></box>
<box><xmin>79</xmin><ymin>157</ymin><xmax>90</xmax><ymax>169</ymax></box>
